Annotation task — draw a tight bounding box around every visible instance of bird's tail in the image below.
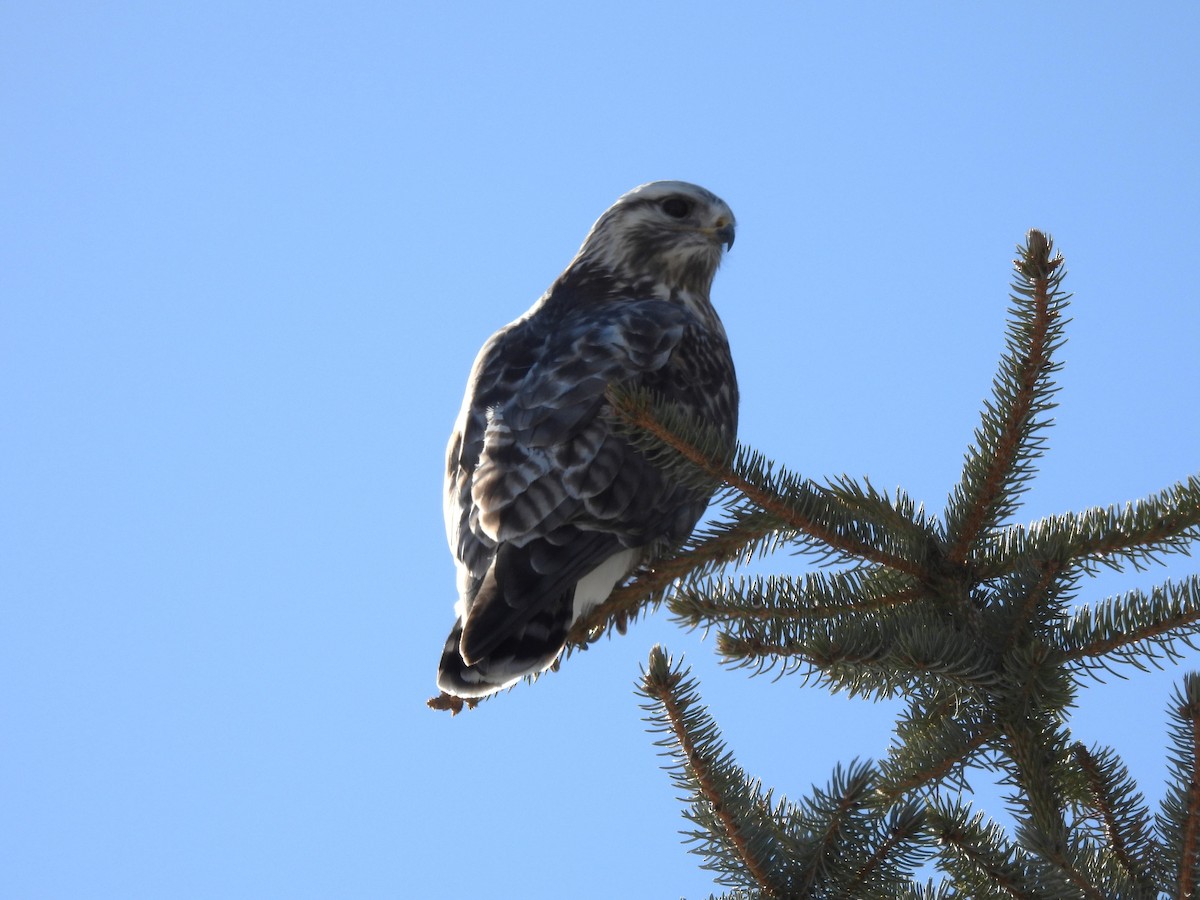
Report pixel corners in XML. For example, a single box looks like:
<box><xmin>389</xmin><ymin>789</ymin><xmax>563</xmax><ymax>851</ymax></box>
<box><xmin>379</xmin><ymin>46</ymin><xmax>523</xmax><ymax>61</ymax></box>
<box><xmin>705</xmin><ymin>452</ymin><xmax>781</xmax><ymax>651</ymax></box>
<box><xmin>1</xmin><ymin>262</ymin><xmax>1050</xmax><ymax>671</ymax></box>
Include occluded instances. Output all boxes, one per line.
<box><xmin>436</xmin><ymin>618</ymin><xmax>563</xmax><ymax>699</ymax></box>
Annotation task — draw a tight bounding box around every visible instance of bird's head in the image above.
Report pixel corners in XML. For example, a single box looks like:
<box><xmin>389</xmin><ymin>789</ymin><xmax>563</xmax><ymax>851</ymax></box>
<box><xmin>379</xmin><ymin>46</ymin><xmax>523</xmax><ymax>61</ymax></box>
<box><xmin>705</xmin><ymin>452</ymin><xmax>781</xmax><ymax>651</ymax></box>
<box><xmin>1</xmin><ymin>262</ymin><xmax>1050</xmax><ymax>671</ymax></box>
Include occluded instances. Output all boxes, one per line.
<box><xmin>571</xmin><ymin>181</ymin><xmax>736</xmax><ymax>295</ymax></box>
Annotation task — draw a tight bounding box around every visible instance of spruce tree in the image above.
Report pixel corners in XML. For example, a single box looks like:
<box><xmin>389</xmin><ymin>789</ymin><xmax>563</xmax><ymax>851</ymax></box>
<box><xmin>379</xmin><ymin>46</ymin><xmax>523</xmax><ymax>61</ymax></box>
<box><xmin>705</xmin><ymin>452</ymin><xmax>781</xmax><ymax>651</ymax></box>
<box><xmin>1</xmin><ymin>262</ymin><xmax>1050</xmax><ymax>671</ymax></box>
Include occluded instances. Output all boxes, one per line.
<box><xmin>432</xmin><ymin>231</ymin><xmax>1200</xmax><ymax>898</ymax></box>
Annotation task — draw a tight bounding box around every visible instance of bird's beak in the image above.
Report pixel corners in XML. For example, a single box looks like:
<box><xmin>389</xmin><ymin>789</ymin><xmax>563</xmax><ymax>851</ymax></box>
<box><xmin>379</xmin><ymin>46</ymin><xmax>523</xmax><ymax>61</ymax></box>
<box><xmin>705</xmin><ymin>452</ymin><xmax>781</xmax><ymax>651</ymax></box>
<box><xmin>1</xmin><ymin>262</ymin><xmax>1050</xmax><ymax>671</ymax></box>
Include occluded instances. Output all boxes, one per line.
<box><xmin>711</xmin><ymin>220</ymin><xmax>735</xmax><ymax>251</ymax></box>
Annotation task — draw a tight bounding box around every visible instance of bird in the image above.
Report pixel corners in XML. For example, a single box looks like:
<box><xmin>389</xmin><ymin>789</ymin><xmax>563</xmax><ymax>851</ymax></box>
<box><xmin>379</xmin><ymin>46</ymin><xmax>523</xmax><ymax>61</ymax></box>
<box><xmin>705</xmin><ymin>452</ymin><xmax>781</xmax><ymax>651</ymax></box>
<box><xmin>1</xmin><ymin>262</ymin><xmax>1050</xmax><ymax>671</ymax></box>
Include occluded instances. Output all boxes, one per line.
<box><xmin>438</xmin><ymin>181</ymin><xmax>739</xmax><ymax>698</ymax></box>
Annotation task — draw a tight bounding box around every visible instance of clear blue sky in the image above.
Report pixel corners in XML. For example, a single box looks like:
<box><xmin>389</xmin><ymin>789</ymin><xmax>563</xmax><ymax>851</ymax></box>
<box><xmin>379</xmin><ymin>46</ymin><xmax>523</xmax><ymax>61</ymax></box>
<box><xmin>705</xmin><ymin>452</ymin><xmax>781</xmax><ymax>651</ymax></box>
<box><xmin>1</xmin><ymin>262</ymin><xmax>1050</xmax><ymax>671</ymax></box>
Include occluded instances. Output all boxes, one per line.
<box><xmin>3</xmin><ymin>3</ymin><xmax>1198</xmax><ymax>897</ymax></box>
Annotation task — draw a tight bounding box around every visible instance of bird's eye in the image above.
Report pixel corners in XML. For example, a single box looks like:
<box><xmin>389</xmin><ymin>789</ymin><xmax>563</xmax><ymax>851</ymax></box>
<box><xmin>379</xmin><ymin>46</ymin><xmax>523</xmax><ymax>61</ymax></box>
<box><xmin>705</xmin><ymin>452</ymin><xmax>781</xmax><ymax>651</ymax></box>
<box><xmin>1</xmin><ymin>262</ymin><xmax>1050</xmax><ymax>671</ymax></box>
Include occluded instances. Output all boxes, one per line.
<box><xmin>661</xmin><ymin>197</ymin><xmax>692</xmax><ymax>219</ymax></box>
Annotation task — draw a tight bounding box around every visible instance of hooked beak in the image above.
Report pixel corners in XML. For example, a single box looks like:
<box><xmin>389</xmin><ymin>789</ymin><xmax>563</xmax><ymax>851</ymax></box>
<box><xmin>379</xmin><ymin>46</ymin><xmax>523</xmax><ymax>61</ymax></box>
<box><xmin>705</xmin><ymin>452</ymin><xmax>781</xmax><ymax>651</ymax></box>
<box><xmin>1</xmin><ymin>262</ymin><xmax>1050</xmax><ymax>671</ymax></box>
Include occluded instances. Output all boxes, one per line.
<box><xmin>716</xmin><ymin>222</ymin><xmax>736</xmax><ymax>251</ymax></box>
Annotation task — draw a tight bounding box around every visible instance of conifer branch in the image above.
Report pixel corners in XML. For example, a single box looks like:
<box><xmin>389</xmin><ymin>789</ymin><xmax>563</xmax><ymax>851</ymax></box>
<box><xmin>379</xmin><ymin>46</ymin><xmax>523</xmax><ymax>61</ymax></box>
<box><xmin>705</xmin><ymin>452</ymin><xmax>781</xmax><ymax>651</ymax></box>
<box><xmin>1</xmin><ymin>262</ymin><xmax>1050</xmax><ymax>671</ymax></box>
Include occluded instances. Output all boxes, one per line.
<box><xmin>946</xmin><ymin>230</ymin><xmax>1066</xmax><ymax>565</ymax></box>
<box><xmin>1033</xmin><ymin>846</ymin><xmax>1107</xmax><ymax>900</ymax></box>
<box><xmin>844</xmin><ymin>804</ymin><xmax>928</xmax><ymax>897</ymax></box>
<box><xmin>927</xmin><ymin>800</ymin><xmax>1044</xmax><ymax>899</ymax></box>
<box><xmin>638</xmin><ymin>647</ymin><xmax>790</xmax><ymax>898</ymax></box>
<box><xmin>718</xmin><ymin>604</ymin><xmax>999</xmax><ymax>700</ymax></box>
<box><xmin>640</xmin><ymin>652</ymin><xmax>937</xmax><ymax>896</ymax></box>
<box><xmin>1062</xmin><ymin>576</ymin><xmax>1200</xmax><ymax>672</ymax></box>
<box><xmin>795</xmin><ymin>762</ymin><xmax>875</xmax><ymax>896</ymax></box>
<box><xmin>1003</xmin><ymin>724</ymin><xmax>1070</xmax><ymax>835</ymax></box>
<box><xmin>607</xmin><ymin>386</ymin><xmax>928</xmax><ymax>576</ymax></box>
<box><xmin>1180</xmin><ymin>719</ymin><xmax>1200</xmax><ymax>899</ymax></box>
<box><xmin>670</xmin><ymin>570</ymin><xmax>920</xmax><ymax>628</ymax></box>
<box><xmin>976</xmin><ymin>476</ymin><xmax>1200</xmax><ymax>581</ymax></box>
<box><xmin>675</xmin><ymin>585</ymin><xmax>919</xmax><ymax>622</ymax></box>
<box><xmin>1001</xmin><ymin>719</ymin><xmax>1108</xmax><ymax>899</ymax></box>
<box><xmin>821</xmin><ymin>475</ymin><xmax>941</xmax><ymax>556</ymax></box>
<box><xmin>1071</xmin><ymin>743</ymin><xmax>1155</xmax><ymax>891</ymax></box>
<box><xmin>1064</xmin><ymin>476</ymin><xmax>1200</xmax><ymax>572</ymax></box>
<box><xmin>1160</xmin><ymin>675</ymin><xmax>1200</xmax><ymax>898</ymax></box>
<box><xmin>885</xmin><ymin>688</ymin><xmax>983</xmax><ymax>796</ymax></box>
<box><xmin>879</xmin><ymin>723</ymin><xmax>1000</xmax><ymax>800</ymax></box>
<box><xmin>1001</xmin><ymin>560</ymin><xmax>1068</xmax><ymax>654</ymax></box>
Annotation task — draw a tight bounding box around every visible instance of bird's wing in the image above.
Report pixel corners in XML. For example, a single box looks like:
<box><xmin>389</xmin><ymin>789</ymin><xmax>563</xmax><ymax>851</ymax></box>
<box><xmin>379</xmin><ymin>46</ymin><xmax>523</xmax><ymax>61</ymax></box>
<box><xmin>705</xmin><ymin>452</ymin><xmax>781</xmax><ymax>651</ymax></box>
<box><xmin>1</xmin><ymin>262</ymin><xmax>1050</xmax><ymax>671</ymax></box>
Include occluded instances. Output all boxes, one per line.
<box><xmin>445</xmin><ymin>298</ymin><xmax>708</xmax><ymax>661</ymax></box>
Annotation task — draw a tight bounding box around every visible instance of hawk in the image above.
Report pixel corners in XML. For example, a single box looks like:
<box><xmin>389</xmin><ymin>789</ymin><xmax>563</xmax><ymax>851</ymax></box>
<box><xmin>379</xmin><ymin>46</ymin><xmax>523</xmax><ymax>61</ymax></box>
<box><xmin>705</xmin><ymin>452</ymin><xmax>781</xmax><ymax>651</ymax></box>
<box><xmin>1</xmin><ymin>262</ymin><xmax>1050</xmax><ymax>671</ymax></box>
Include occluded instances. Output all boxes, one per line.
<box><xmin>438</xmin><ymin>181</ymin><xmax>738</xmax><ymax>698</ymax></box>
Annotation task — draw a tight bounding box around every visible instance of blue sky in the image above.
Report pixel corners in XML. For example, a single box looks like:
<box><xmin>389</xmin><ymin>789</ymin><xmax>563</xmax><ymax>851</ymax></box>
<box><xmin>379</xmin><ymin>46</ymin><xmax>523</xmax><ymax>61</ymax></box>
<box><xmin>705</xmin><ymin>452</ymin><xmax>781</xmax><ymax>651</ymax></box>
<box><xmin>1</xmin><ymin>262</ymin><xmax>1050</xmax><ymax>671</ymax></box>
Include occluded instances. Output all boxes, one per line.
<box><xmin>3</xmin><ymin>3</ymin><xmax>1198</xmax><ymax>897</ymax></box>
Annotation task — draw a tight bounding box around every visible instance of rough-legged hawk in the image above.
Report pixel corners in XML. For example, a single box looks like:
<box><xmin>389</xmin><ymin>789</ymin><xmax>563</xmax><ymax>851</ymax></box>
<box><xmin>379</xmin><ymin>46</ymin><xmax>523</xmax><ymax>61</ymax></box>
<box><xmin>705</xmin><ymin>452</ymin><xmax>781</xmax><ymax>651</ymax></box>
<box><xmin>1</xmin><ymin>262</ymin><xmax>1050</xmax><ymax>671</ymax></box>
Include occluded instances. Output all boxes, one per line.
<box><xmin>438</xmin><ymin>181</ymin><xmax>738</xmax><ymax>698</ymax></box>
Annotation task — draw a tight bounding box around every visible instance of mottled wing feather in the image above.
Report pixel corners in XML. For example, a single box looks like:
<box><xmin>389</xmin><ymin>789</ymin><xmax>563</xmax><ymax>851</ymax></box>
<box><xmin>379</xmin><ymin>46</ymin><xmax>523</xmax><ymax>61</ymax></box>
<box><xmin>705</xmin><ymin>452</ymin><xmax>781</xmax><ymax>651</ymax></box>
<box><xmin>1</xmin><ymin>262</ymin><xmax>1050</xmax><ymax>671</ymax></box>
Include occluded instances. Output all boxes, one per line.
<box><xmin>449</xmin><ymin>299</ymin><xmax>689</xmax><ymax>543</ymax></box>
<box><xmin>445</xmin><ymin>298</ymin><xmax>702</xmax><ymax>662</ymax></box>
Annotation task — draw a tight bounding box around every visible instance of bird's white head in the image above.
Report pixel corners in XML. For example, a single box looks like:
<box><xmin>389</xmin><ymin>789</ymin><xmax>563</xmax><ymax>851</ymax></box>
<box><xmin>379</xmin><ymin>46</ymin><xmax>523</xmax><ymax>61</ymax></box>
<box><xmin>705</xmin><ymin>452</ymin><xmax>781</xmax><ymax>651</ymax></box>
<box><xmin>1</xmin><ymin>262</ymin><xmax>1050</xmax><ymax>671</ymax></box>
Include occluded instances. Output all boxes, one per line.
<box><xmin>571</xmin><ymin>181</ymin><xmax>736</xmax><ymax>295</ymax></box>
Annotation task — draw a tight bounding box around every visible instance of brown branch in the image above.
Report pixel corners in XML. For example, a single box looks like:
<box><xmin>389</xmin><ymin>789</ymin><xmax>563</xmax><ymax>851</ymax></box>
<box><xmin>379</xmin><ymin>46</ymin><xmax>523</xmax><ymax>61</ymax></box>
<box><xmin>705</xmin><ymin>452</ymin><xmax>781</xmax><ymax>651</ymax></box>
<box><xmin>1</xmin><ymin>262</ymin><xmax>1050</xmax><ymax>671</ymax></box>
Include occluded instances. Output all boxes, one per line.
<box><xmin>1049</xmin><ymin>851</ymin><xmax>1110</xmax><ymax>900</ymax></box>
<box><xmin>1072</xmin><ymin>744</ymin><xmax>1146</xmax><ymax>885</ymax></box>
<box><xmin>798</xmin><ymin>785</ymin><xmax>863</xmax><ymax>896</ymax></box>
<box><xmin>1002</xmin><ymin>725</ymin><xmax>1108</xmax><ymax>900</ymax></box>
<box><xmin>679</xmin><ymin>587</ymin><xmax>922</xmax><ymax>623</ymax></box>
<box><xmin>977</xmin><ymin>483</ymin><xmax>1200</xmax><ymax>582</ymax></box>
<box><xmin>613</xmin><ymin>396</ymin><xmax>925</xmax><ymax>577</ymax></box>
<box><xmin>949</xmin><ymin>233</ymin><xmax>1060</xmax><ymax>565</ymax></box>
<box><xmin>643</xmin><ymin>663</ymin><xmax>782</xmax><ymax>898</ymax></box>
<box><xmin>718</xmin><ymin>636</ymin><xmax>828</xmax><ymax>662</ymax></box>
<box><xmin>933</xmin><ymin>825</ymin><xmax>1039</xmax><ymax>900</ymax></box>
<box><xmin>1077</xmin><ymin>517</ymin><xmax>1200</xmax><ymax>567</ymax></box>
<box><xmin>845</xmin><ymin>815</ymin><xmax>921</xmax><ymax>896</ymax></box>
<box><xmin>1178</xmin><ymin>708</ymin><xmax>1200</xmax><ymax>900</ymax></box>
<box><xmin>879</xmin><ymin>725</ymin><xmax>999</xmax><ymax>801</ymax></box>
<box><xmin>721</xmin><ymin>635</ymin><xmax>990</xmax><ymax>693</ymax></box>
<box><xmin>1063</xmin><ymin>606</ymin><xmax>1200</xmax><ymax>664</ymax></box>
